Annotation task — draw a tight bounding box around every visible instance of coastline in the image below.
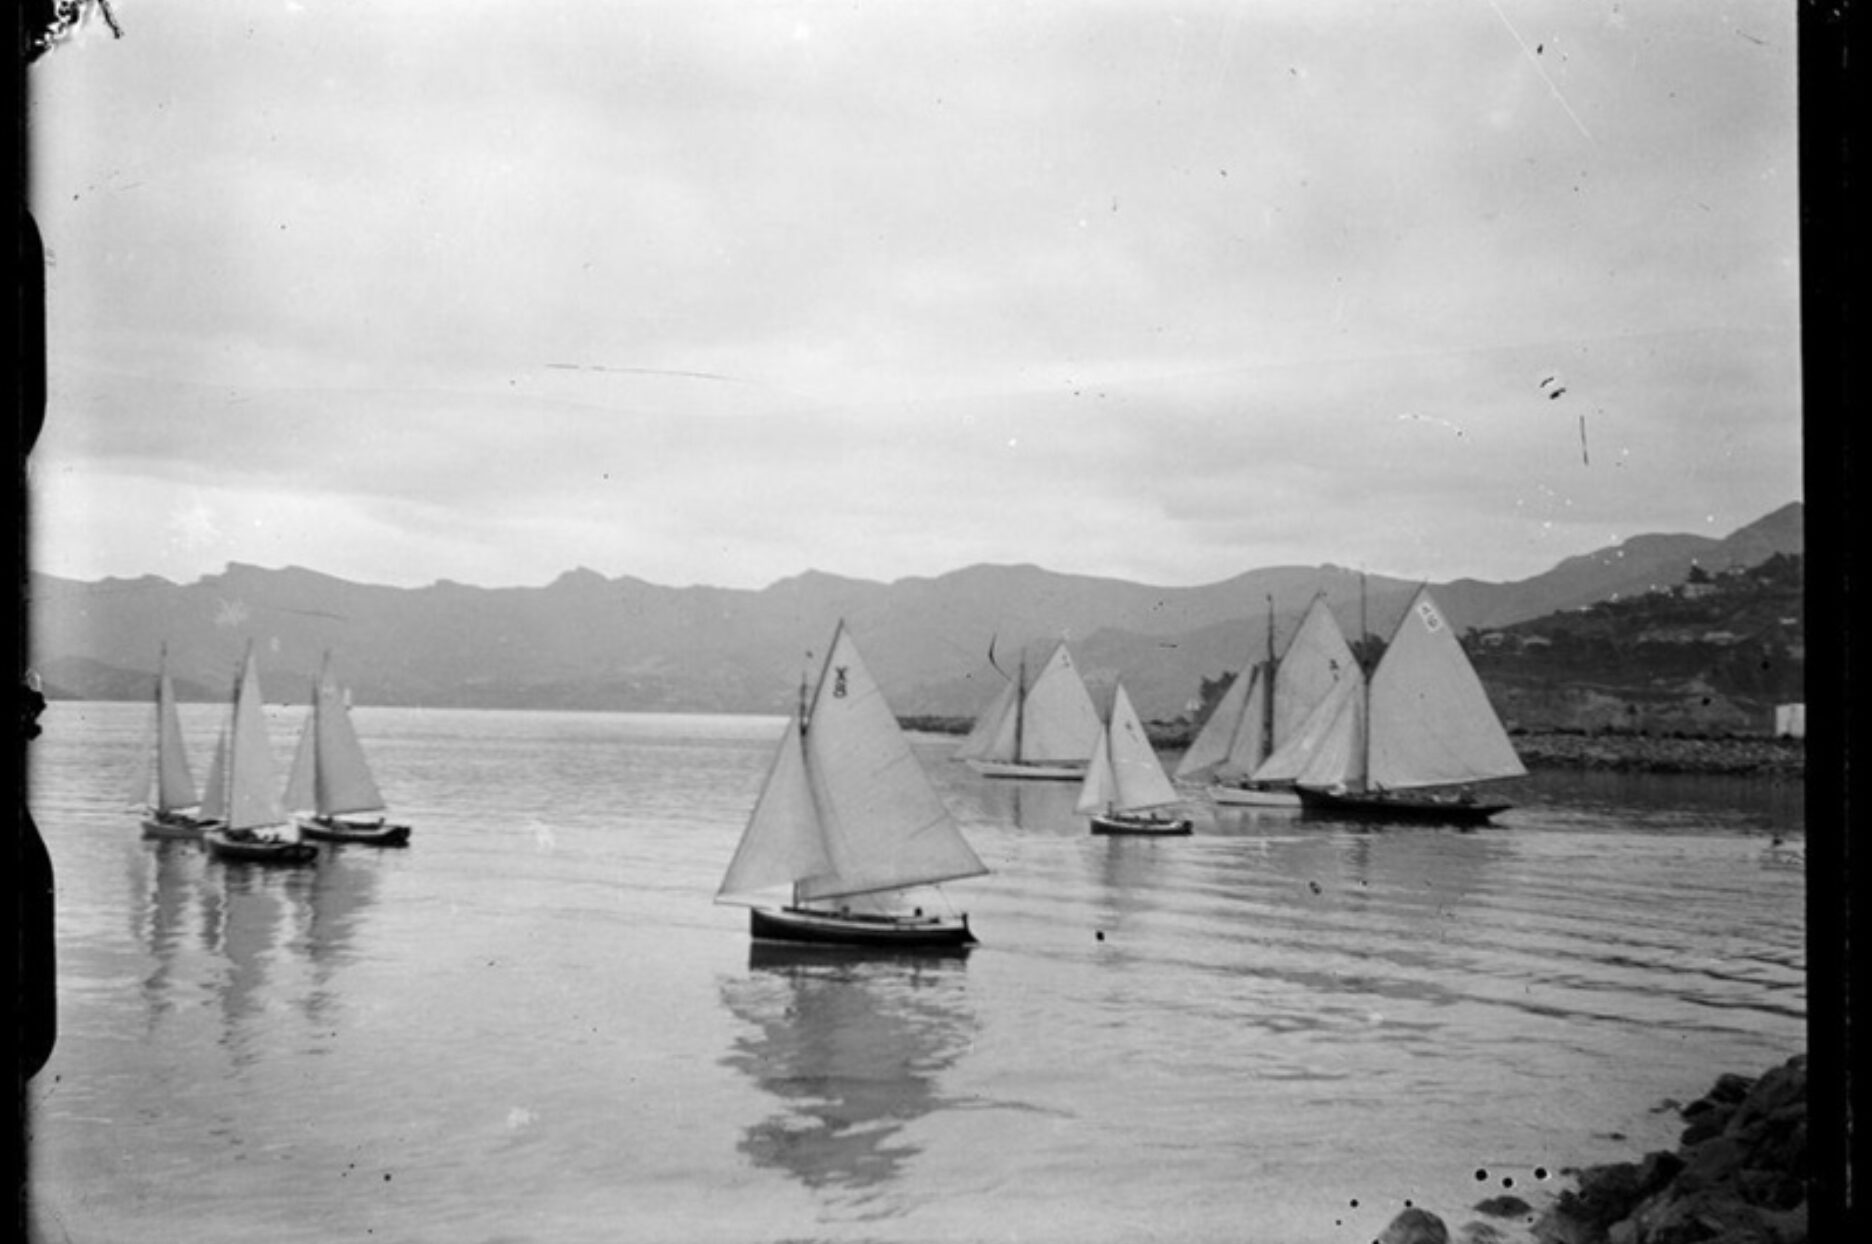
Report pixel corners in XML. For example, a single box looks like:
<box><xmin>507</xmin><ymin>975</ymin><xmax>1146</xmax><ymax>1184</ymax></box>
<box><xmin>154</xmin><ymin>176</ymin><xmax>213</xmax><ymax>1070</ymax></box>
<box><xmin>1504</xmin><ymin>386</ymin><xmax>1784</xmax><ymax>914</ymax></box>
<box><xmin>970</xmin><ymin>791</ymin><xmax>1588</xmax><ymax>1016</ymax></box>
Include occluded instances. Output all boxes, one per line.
<box><xmin>900</xmin><ymin>718</ymin><xmax>1806</xmax><ymax>780</ymax></box>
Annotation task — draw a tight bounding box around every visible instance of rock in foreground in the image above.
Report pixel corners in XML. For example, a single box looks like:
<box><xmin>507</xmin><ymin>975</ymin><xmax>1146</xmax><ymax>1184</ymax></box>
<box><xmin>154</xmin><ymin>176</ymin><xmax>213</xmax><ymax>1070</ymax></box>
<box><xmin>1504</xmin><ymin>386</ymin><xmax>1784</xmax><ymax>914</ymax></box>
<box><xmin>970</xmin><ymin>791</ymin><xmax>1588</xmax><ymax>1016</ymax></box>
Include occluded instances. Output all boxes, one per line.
<box><xmin>1534</xmin><ymin>1055</ymin><xmax>1807</xmax><ymax>1244</ymax></box>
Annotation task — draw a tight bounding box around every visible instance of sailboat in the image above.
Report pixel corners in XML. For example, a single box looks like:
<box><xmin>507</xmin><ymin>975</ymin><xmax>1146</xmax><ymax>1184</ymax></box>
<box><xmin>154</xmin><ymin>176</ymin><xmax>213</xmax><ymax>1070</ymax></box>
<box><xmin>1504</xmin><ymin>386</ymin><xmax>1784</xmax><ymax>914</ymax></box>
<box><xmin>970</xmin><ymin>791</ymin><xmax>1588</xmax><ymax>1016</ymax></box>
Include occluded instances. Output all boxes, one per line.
<box><xmin>201</xmin><ymin>645</ymin><xmax>320</xmax><ymax>865</ymax></box>
<box><xmin>134</xmin><ymin>646</ymin><xmax>217</xmax><ymax>839</ymax></box>
<box><xmin>1078</xmin><ymin>683</ymin><xmax>1192</xmax><ymax>836</ymax></box>
<box><xmin>1175</xmin><ymin>594</ymin><xmax>1359</xmax><ymax>807</ymax></box>
<box><xmin>956</xmin><ymin>640</ymin><xmax>1102</xmax><ymax>780</ymax></box>
<box><xmin>717</xmin><ymin>620</ymin><xmax>989</xmax><ymax>951</ymax></box>
<box><xmin>1287</xmin><ymin>584</ymin><xmax>1526</xmax><ymax>826</ymax></box>
<box><xmin>283</xmin><ymin>653</ymin><xmax>412</xmax><ymax>847</ymax></box>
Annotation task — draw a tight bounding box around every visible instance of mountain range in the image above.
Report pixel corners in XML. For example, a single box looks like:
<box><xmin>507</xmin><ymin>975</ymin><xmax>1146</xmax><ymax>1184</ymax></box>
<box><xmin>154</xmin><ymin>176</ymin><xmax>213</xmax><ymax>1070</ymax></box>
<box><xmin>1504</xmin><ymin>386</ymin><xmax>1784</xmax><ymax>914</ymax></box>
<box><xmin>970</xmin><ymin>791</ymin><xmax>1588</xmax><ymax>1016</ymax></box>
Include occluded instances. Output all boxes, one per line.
<box><xmin>26</xmin><ymin>503</ymin><xmax>1803</xmax><ymax>722</ymax></box>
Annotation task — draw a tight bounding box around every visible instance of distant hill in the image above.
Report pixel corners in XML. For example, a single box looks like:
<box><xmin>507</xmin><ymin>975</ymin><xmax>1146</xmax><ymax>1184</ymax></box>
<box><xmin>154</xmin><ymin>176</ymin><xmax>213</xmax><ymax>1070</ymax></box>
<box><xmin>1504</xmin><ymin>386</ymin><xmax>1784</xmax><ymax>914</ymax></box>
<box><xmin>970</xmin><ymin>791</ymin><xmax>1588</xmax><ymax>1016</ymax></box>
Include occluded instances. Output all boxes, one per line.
<box><xmin>26</xmin><ymin>503</ymin><xmax>1802</xmax><ymax>725</ymax></box>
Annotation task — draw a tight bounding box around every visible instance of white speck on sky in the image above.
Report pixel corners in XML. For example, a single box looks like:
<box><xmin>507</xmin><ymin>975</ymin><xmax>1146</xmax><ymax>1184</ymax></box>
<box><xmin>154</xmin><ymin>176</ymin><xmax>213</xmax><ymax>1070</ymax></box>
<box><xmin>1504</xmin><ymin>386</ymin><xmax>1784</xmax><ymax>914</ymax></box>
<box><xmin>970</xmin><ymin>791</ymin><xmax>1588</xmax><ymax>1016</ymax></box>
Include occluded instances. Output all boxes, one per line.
<box><xmin>26</xmin><ymin>1</ymin><xmax>1800</xmax><ymax>590</ymax></box>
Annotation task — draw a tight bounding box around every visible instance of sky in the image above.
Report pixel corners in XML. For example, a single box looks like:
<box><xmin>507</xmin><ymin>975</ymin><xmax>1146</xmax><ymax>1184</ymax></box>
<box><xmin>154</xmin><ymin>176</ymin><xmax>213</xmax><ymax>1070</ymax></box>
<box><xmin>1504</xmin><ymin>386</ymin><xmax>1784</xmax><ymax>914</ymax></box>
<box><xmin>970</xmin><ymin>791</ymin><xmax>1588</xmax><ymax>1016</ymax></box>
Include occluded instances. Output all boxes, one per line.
<box><xmin>25</xmin><ymin>1</ymin><xmax>1802</xmax><ymax>592</ymax></box>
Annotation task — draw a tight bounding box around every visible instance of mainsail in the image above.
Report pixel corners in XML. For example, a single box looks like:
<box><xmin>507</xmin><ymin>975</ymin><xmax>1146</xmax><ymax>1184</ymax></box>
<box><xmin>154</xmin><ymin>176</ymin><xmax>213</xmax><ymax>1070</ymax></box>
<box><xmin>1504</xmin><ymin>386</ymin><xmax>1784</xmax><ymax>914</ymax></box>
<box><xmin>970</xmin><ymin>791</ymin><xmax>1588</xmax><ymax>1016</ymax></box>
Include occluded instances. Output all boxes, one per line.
<box><xmin>1264</xmin><ymin>595</ymin><xmax>1360</xmax><ymax>766</ymax></box>
<box><xmin>139</xmin><ymin>647</ymin><xmax>200</xmax><ymax>813</ymax></box>
<box><xmin>953</xmin><ymin>677</ymin><xmax>1018</xmax><ymax>762</ymax></box>
<box><xmin>199</xmin><ymin>728</ymin><xmax>229</xmax><ymax>824</ymax></box>
<box><xmin>1077</xmin><ymin>684</ymin><xmax>1180</xmax><ymax>815</ymax></box>
<box><xmin>719</xmin><ymin>622</ymin><xmax>989</xmax><ymax>907</ymax></box>
<box><xmin>1175</xmin><ymin>661</ymin><xmax>1265</xmax><ymax>781</ymax></box>
<box><xmin>1362</xmin><ymin>588</ymin><xmax>1526</xmax><ymax>790</ymax></box>
<box><xmin>284</xmin><ymin>654</ymin><xmax>387</xmax><ymax>818</ymax></box>
<box><xmin>222</xmin><ymin>646</ymin><xmax>287</xmax><ymax>834</ymax></box>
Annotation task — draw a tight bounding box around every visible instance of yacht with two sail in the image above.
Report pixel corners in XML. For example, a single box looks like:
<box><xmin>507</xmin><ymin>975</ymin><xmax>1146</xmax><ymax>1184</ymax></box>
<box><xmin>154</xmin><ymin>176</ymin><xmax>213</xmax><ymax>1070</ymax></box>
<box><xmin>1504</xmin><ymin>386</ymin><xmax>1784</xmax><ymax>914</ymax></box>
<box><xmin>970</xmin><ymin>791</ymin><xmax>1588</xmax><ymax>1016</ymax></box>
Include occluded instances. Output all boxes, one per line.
<box><xmin>283</xmin><ymin>654</ymin><xmax>412</xmax><ymax>847</ymax></box>
<box><xmin>133</xmin><ymin>646</ymin><xmax>219</xmax><ymax>840</ymax></box>
<box><xmin>717</xmin><ymin>621</ymin><xmax>989</xmax><ymax>951</ymax></box>
<box><xmin>1274</xmin><ymin>585</ymin><xmax>1526</xmax><ymax>826</ymax></box>
<box><xmin>201</xmin><ymin>645</ymin><xmax>320</xmax><ymax>865</ymax></box>
<box><xmin>1174</xmin><ymin>594</ymin><xmax>1360</xmax><ymax>807</ymax></box>
<box><xmin>1077</xmin><ymin>683</ymin><xmax>1192</xmax><ymax>836</ymax></box>
<box><xmin>956</xmin><ymin>640</ymin><xmax>1102</xmax><ymax>780</ymax></box>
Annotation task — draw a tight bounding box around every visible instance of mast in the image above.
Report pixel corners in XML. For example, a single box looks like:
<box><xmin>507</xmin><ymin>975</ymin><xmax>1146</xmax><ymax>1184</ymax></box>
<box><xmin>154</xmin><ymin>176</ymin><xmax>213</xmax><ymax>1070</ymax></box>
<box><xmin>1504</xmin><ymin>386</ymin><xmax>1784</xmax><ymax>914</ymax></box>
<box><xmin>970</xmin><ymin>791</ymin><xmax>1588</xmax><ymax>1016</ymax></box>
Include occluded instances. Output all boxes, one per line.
<box><xmin>1360</xmin><ymin>575</ymin><xmax>1372</xmax><ymax>791</ymax></box>
<box><xmin>792</xmin><ymin>652</ymin><xmax>811</xmax><ymax>909</ymax></box>
<box><xmin>1013</xmin><ymin>648</ymin><xmax>1026</xmax><ymax>763</ymax></box>
<box><xmin>1261</xmin><ymin>594</ymin><xmax>1277</xmax><ymax>756</ymax></box>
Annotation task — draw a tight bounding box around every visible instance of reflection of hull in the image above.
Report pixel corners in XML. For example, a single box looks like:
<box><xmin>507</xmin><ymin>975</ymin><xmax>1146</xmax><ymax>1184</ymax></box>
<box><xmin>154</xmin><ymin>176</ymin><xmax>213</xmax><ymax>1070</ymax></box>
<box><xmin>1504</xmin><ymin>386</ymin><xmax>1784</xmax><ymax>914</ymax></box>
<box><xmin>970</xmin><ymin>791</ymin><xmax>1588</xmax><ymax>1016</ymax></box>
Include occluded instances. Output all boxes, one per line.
<box><xmin>745</xmin><ymin>940</ymin><xmax>974</xmax><ymax>971</ymax></box>
<box><xmin>750</xmin><ymin>906</ymin><xmax>976</xmax><ymax>951</ymax></box>
<box><xmin>296</xmin><ymin>815</ymin><xmax>412</xmax><ymax>847</ymax></box>
<box><xmin>1296</xmin><ymin>786</ymin><xmax>1510</xmax><ymax>827</ymax></box>
<box><xmin>1206</xmin><ymin>782</ymin><xmax>1301</xmax><ymax>808</ymax></box>
<box><xmin>1089</xmin><ymin>810</ymin><xmax>1193</xmax><ymax>836</ymax></box>
<box><xmin>204</xmin><ymin>829</ymin><xmax>320</xmax><ymax>865</ymax></box>
<box><xmin>140</xmin><ymin>812</ymin><xmax>219</xmax><ymax>841</ymax></box>
<box><xmin>967</xmin><ymin>759</ymin><xmax>1087</xmax><ymax>781</ymax></box>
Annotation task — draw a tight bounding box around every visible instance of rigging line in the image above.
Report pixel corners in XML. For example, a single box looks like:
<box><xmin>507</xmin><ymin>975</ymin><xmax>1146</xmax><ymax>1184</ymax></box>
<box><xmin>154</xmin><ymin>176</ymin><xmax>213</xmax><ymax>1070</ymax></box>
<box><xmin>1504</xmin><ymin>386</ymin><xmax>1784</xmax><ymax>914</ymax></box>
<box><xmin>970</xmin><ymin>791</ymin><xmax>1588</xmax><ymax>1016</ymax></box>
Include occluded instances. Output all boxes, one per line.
<box><xmin>1484</xmin><ymin>0</ymin><xmax>1595</xmax><ymax>143</ymax></box>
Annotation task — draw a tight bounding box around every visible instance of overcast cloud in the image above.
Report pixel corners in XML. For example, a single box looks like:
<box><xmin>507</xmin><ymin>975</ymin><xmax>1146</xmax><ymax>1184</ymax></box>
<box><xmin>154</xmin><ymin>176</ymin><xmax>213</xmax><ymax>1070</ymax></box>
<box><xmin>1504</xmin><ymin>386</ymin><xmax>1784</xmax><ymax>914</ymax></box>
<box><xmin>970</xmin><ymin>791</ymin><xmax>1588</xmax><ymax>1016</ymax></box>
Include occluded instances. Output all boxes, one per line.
<box><xmin>27</xmin><ymin>1</ymin><xmax>1800</xmax><ymax>590</ymax></box>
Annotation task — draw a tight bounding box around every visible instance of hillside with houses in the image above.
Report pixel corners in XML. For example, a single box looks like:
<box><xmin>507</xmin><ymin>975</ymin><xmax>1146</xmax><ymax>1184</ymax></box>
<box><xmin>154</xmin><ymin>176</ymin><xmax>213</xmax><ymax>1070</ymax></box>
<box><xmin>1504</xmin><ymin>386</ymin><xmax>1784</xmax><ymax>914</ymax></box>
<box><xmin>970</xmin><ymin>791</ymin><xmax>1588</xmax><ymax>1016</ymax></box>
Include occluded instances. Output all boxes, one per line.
<box><xmin>1468</xmin><ymin>551</ymin><xmax>1803</xmax><ymax>738</ymax></box>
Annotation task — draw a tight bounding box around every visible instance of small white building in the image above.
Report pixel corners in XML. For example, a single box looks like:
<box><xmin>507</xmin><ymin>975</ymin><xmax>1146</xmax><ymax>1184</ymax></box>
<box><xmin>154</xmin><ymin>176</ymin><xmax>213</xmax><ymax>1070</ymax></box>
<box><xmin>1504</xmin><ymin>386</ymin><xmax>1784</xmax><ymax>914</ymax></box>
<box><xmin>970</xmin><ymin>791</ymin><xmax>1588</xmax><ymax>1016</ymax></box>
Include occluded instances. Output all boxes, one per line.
<box><xmin>1774</xmin><ymin>703</ymin><xmax>1806</xmax><ymax>739</ymax></box>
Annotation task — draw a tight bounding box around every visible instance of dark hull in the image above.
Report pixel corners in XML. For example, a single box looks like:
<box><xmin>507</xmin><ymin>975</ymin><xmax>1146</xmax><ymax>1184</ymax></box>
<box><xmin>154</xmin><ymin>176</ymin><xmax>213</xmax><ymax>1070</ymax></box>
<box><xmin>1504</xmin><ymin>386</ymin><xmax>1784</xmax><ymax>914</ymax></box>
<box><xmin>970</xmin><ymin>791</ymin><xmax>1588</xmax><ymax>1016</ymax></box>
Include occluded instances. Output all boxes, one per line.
<box><xmin>1295</xmin><ymin>787</ymin><xmax>1511</xmax><ymax>827</ymax></box>
<box><xmin>203</xmin><ymin>830</ymin><xmax>320</xmax><ymax>865</ymax></box>
<box><xmin>749</xmin><ymin>906</ymin><xmax>977</xmax><ymax>951</ymax></box>
<box><xmin>298</xmin><ymin>816</ymin><xmax>412</xmax><ymax>847</ymax></box>
<box><xmin>1089</xmin><ymin>812</ymin><xmax>1193</xmax><ymax>836</ymax></box>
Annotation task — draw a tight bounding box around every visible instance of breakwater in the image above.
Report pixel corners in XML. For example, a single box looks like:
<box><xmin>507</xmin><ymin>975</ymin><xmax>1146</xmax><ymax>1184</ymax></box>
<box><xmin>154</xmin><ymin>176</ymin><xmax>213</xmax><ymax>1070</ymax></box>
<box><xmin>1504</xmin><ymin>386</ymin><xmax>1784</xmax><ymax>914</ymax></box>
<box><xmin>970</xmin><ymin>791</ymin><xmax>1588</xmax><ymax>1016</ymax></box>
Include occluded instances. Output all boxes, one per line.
<box><xmin>900</xmin><ymin>717</ymin><xmax>1805</xmax><ymax>779</ymax></box>
<box><xmin>1509</xmin><ymin>732</ymin><xmax>1803</xmax><ymax>778</ymax></box>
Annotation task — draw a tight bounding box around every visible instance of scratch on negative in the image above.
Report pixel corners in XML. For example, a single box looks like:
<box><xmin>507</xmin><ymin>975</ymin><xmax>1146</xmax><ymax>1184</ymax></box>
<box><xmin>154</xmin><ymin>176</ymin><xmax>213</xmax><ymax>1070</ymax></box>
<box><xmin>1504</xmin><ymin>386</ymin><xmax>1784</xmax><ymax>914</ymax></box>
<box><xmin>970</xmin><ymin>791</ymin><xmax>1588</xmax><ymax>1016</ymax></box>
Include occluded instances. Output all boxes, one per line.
<box><xmin>1485</xmin><ymin>0</ymin><xmax>1595</xmax><ymax>142</ymax></box>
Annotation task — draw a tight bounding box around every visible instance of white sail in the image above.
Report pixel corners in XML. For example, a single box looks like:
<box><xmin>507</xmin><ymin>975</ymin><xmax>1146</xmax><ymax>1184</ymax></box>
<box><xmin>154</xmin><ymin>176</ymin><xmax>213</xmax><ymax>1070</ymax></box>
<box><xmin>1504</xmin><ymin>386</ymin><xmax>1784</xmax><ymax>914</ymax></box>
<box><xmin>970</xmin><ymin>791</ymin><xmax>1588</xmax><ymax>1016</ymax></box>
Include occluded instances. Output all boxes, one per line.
<box><xmin>1017</xmin><ymin>643</ymin><xmax>1102</xmax><ymax>763</ymax></box>
<box><xmin>1287</xmin><ymin>679</ymin><xmax>1368</xmax><ymax>791</ymax></box>
<box><xmin>1268</xmin><ymin>596</ymin><xmax>1360</xmax><ymax>751</ymax></box>
<box><xmin>719</xmin><ymin>622</ymin><xmax>988</xmax><ymax>907</ymax></box>
<box><xmin>1213</xmin><ymin>666</ymin><xmax>1272</xmax><ymax>780</ymax></box>
<box><xmin>283</xmin><ymin>713</ymin><xmax>316</xmax><ymax>814</ymax></box>
<box><xmin>318</xmin><ymin>658</ymin><xmax>386</xmax><ymax>815</ymax></box>
<box><xmin>1364</xmin><ymin>588</ymin><xmax>1526</xmax><ymax>790</ymax></box>
<box><xmin>1078</xmin><ymin>684</ymin><xmax>1179</xmax><ymax>814</ymax></box>
<box><xmin>1174</xmin><ymin>662</ymin><xmax>1258</xmax><ymax>781</ymax></box>
<box><xmin>285</xmin><ymin>656</ymin><xmax>388</xmax><ymax>817</ymax></box>
<box><xmin>954</xmin><ymin>677</ymin><xmax>1018</xmax><ymax>762</ymax></box>
<box><xmin>224</xmin><ymin>646</ymin><xmax>287</xmax><ymax>834</ymax></box>
<box><xmin>140</xmin><ymin>649</ymin><xmax>199</xmax><ymax>812</ymax></box>
<box><xmin>716</xmin><ymin>713</ymin><xmax>834</xmax><ymax>902</ymax></box>
<box><xmin>199</xmin><ymin>728</ymin><xmax>230</xmax><ymax>823</ymax></box>
<box><xmin>1254</xmin><ymin>664</ymin><xmax>1366</xmax><ymax>786</ymax></box>
<box><xmin>1178</xmin><ymin>596</ymin><xmax>1357</xmax><ymax>785</ymax></box>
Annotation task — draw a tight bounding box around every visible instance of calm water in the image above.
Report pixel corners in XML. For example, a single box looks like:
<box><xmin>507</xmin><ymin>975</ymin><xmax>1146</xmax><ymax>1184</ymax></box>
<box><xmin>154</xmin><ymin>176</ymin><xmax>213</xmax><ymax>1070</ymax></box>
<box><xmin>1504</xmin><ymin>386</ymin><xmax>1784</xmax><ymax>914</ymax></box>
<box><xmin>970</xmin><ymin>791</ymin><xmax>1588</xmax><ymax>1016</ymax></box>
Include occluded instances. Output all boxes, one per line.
<box><xmin>25</xmin><ymin>703</ymin><xmax>1806</xmax><ymax>1244</ymax></box>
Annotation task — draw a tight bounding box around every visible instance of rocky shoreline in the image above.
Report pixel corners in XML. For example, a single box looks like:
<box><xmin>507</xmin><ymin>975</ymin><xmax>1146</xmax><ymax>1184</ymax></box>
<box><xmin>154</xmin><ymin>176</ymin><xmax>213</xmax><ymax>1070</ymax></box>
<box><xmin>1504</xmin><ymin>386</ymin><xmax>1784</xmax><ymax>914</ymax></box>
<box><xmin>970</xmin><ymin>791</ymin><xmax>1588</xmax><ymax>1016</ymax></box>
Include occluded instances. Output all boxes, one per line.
<box><xmin>1373</xmin><ymin>1056</ymin><xmax>1811</xmax><ymax>1244</ymax></box>
<box><xmin>1508</xmin><ymin>732</ymin><xmax>1804</xmax><ymax>779</ymax></box>
<box><xmin>899</xmin><ymin>717</ymin><xmax>1805</xmax><ymax>779</ymax></box>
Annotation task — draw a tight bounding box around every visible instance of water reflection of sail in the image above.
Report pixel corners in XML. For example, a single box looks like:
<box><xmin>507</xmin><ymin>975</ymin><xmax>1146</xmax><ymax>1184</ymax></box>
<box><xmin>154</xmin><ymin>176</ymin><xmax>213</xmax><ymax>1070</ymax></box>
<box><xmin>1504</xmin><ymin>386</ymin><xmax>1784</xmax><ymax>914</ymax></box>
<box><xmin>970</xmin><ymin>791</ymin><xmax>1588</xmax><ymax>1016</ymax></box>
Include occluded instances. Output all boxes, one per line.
<box><xmin>984</xmin><ymin>778</ymin><xmax>1082</xmax><ymax>834</ymax></box>
<box><xmin>719</xmin><ymin>955</ymin><xmax>976</xmax><ymax>1205</ymax></box>
<box><xmin>1091</xmin><ymin>834</ymin><xmax>1181</xmax><ymax>932</ymax></box>
<box><xmin>207</xmin><ymin>867</ymin><xmax>314</xmax><ymax>1064</ymax></box>
<box><xmin>1334</xmin><ymin>827</ymin><xmax>1502</xmax><ymax>923</ymax></box>
<box><xmin>130</xmin><ymin>839</ymin><xmax>197</xmax><ymax>1029</ymax></box>
<box><xmin>299</xmin><ymin>851</ymin><xmax>378</xmax><ymax>1024</ymax></box>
